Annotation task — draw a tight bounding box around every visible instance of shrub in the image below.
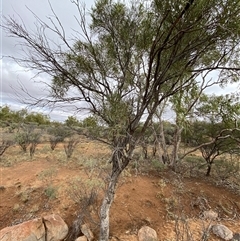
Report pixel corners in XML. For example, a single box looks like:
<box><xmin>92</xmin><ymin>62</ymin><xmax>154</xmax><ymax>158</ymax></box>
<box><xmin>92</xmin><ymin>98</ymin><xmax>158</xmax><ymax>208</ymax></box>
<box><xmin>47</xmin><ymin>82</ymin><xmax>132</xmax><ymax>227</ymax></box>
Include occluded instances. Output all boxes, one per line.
<box><xmin>14</xmin><ymin>124</ymin><xmax>40</xmax><ymax>157</ymax></box>
<box><xmin>38</xmin><ymin>168</ymin><xmax>57</xmax><ymax>182</ymax></box>
<box><xmin>29</xmin><ymin>133</ymin><xmax>40</xmax><ymax>158</ymax></box>
<box><xmin>64</xmin><ymin>136</ymin><xmax>79</xmax><ymax>158</ymax></box>
<box><xmin>151</xmin><ymin>158</ymin><xmax>166</xmax><ymax>171</ymax></box>
<box><xmin>0</xmin><ymin>140</ymin><xmax>12</xmax><ymax>156</ymax></box>
<box><xmin>47</xmin><ymin>126</ymin><xmax>72</xmax><ymax>150</ymax></box>
<box><xmin>214</xmin><ymin>157</ymin><xmax>240</xmax><ymax>181</ymax></box>
<box><xmin>44</xmin><ymin>185</ymin><xmax>58</xmax><ymax>199</ymax></box>
<box><xmin>15</xmin><ymin>132</ymin><xmax>30</xmax><ymax>153</ymax></box>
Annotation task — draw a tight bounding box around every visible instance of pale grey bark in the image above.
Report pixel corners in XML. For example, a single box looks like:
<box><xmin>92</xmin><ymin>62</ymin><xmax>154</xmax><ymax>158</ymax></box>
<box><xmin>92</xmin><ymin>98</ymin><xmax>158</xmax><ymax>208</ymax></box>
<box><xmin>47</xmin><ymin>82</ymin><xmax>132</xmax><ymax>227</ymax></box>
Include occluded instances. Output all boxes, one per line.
<box><xmin>171</xmin><ymin>124</ymin><xmax>183</xmax><ymax>170</ymax></box>
<box><xmin>99</xmin><ymin>169</ymin><xmax>120</xmax><ymax>241</ymax></box>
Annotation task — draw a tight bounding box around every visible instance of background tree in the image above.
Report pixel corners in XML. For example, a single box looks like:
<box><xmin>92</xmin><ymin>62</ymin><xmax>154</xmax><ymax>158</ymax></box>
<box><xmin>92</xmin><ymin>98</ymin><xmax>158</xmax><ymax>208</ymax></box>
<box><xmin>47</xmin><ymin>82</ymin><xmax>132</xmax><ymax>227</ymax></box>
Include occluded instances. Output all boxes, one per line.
<box><xmin>65</xmin><ymin>116</ymin><xmax>81</xmax><ymax>127</ymax></box>
<box><xmin>47</xmin><ymin>125</ymin><xmax>72</xmax><ymax>150</ymax></box>
<box><xmin>15</xmin><ymin>124</ymin><xmax>41</xmax><ymax>156</ymax></box>
<box><xmin>0</xmin><ymin>105</ymin><xmax>50</xmax><ymax>126</ymax></box>
<box><xmin>182</xmin><ymin>94</ymin><xmax>240</xmax><ymax>176</ymax></box>
<box><xmin>24</xmin><ymin>112</ymin><xmax>50</xmax><ymax>125</ymax></box>
<box><xmin>64</xmin><ymin>135</ymin><xmax>80</xmax><ymax>159</ymax></box>
<box><xmin>0</xmin><ymin>141</ymin><xmax>12</xmax><ymax>157</ymax></box>
<box><xmin>146</xmin><ymin>100</ymin><xmax>172</xmax><ymax>163</ymax></box>
<box><xmin>0</xmin><ymin>106</ymin><xmax>24</xmax><ymax>126</ymax></box>
<box><xmin>3</xmin><ymin>0</ymin><xmax>240</xmax><ymax>239</ymax></box>
<box><xmin>168</xmin><ymin>80</ymin><xmax>207</xmax><ymax>169</ymax></box>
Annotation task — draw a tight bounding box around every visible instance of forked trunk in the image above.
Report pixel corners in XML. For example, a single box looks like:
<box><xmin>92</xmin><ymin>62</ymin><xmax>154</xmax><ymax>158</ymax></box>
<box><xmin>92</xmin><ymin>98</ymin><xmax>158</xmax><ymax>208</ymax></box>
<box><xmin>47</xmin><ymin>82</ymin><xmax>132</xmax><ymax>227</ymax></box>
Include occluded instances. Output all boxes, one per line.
<box><xmin>99</xmin><ymin>145</ymin><xmax>132</xmax><ymax>241</ymax></box>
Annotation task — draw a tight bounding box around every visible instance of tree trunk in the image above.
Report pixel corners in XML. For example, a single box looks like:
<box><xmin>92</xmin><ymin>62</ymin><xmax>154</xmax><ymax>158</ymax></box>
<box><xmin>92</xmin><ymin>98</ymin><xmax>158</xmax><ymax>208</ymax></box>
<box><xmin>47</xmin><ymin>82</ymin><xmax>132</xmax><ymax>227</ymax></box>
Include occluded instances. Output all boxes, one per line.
<box><xmin>152</xmin><ymin>140</ymin><xmax>157</xmax><ymax>157</ymax></box>
<box><xmin>141</xmin><ymin>140</ymin><xmax>148</xmax><ymax>159</ymax></box>
<box><xmin>99</xmin><ymin>143</ymin><xmax>132</xmax><ymax>241</ymax></box>
<box><xmin>206</xmin><ymin>163</ymin><xmax>212</xmax><ymax>176</ymax></box>
<box><xmin>99</xmin><ymin>168</ymin><xmax>121</xmax><ymax>241</ymax></box>
<box><xmin>159</xmin><ymin>120</ymin><xmax>168</xmax><ymax>164</ymax></box>
<box><xmin>170</xmin><ymin>125</ymin><xmax>183</xmax><ymax>170</ymax></box>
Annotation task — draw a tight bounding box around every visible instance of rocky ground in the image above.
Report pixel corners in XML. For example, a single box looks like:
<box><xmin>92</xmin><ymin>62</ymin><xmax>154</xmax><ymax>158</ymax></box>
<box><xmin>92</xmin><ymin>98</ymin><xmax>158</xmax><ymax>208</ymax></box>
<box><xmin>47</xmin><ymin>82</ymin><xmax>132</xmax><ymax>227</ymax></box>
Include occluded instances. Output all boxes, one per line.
<box><xmin>0</xmin><ymin>141</ymin><xmax>240</xmax><ymax>240</ymax></box>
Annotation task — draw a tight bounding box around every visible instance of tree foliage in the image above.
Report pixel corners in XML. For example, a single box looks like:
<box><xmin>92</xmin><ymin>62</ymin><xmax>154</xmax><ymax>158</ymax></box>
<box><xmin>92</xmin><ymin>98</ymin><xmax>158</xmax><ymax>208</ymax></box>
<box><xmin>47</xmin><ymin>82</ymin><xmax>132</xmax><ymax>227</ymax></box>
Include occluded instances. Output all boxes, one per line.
<box><xmin>0</xmin><ymin>105</ymin><xmax>50</xmax><ymax>126</ymax></box>
<box><xmin>47</xmin><ymin>125</ymin><xmax>72</xmax><ymax>150</ymax></box>
<box><xmin>65</xmin><ymin>116</ymin><xmax>81</xmax><ymax>127</ymax></box>
<box><xmin>15</xmin><ymin>124</ymin><xmax>41</xmax><ymax>157</ymax></box>
<box><xmin>182</xmin><ymin>94</ymin><xmax>240</xmax><ymax>176</ymax></box>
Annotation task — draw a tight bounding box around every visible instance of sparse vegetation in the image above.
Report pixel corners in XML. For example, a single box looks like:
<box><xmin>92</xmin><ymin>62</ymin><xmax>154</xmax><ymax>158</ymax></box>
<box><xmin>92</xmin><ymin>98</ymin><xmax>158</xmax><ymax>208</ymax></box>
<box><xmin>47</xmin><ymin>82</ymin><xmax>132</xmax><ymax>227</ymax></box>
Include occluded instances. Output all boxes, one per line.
<box><xmin>64</xmin><ymin>136</ymin><xmax>79</xmax><ymax>159</ymax></box>
<box><xmin>0</xmin><ymin>140</ymin><xmax>12</xmax><ymax>156</ymax></box>
<box><xmin>0</xmin><ymin>138</ymin><xmax>240</xmax><ymax>240</ymax></box>
<box><xmin>38</xmin><ymin>168</ymin><xmax>58</xmax><ymax>182</ymax></box>
<box><xmin>14</xmin><ymin>124</ymin><xmax>41</xmax><ymax>157</ymax></box>
<box><xmin>47</xmin><ymin>125</ymin><xmax>72</xmax><ymax>150</ymax></box>
<box><xmin>12</xmin><ymin>204</ymin><xmax>21</xmax><ymax>213</ymax></box>
<box><xmin>66</xmin><ymin>176</ymin><xmax>103</xmax><ymax>240</ymax></box>
<box><xmin>44</xmin><ymin>185</ymin><xmax>58</xmax><ymax>199</ymax></box>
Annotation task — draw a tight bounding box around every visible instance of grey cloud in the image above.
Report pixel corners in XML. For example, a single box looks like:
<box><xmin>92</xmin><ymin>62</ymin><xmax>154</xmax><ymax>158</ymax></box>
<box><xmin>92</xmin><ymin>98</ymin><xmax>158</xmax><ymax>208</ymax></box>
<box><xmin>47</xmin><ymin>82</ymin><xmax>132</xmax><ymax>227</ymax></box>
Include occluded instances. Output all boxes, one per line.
<box><xmin>1</xmin><ymin>0</ymin><xmax>94</xmax><ymax>121</ymax></box>
<box><xmin>1</xmin><ymin>60</ymin><xmax>50</xmax><ymax>100</ymax></box>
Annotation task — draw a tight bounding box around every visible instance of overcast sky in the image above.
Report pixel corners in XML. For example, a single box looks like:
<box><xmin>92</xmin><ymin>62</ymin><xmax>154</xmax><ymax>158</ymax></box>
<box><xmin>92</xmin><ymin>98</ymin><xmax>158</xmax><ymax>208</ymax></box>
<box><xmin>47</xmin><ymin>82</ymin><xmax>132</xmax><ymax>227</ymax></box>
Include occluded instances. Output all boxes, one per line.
<box><xmin>1</xmin><ymin>0</ymin><xmax>239</xmax><ymax>122</ymax></box>
<box><xmin>1</xmin><ymin>0</ymin><xmax>95</xmax><ymax>122</ymax></box>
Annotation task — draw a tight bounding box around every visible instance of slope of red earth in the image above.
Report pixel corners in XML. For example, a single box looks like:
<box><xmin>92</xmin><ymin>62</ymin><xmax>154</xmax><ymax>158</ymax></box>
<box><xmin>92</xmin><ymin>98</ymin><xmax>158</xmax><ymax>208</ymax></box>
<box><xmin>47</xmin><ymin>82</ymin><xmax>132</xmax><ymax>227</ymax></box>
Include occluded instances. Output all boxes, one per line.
<box><xmin>0</xmin><ymin>142</ymin><xmax>239</xmax><ymax>240</ymax></box>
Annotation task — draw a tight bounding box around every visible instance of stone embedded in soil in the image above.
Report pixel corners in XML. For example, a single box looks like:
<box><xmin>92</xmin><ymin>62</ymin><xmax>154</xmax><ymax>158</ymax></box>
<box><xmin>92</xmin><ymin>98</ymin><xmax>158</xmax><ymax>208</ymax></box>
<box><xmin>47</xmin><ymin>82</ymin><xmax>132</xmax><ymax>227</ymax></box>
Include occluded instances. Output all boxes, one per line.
<box><xmin>212</xmin><ymin>224</ymin><xmax>233</xmax><ymax>241</ymax></box>
<box><xmin>0</xmin><ymin>217</ymin><xmax>45</xmax><ymax>241</ymax></box>
<box><xmin>0</xmin><ymin>186</ymin><xmax>6</xmax><ymax>191</ymax></box>
<box><xmin>138</xmin><ymin>226</ymin><xmax>158</xmax><ymax>241</ymax></box>
<box><xmin>0</xmin><ymin>214</ymin><xmax>68</xmax><ymax>241</ymax></box>
<box><xmin>75</xmin><ymin>236</ymin><xmax>88</xmax><ymax>241</ymax></box>
<box><xmin>203</xmin><ymin>210</ymin><xmax>218</xmax><ymax>220</ymax></box>
<box><xmin>43</xmin><ymin>214</ymin><xmax>69</xmax><ymax>241</ymax></box>
<box><xmin>80</xmin><ymin>223</ymin><xmax>94</xmax><ymax>241</ymax></box>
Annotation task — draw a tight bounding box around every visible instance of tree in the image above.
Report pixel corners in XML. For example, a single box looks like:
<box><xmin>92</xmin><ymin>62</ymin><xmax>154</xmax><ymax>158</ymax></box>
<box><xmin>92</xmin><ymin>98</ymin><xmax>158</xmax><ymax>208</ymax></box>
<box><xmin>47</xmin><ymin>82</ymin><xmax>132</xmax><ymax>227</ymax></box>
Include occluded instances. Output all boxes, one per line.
<box><xmin>3</xmin><ymin>0</ymin><xmax>240</xmax><ymax>239</ymax></box>
<box><xmin>81</xmin><ymin>116</ymin><xmax>98</xmax><ymax>128</ymax></box>
<box><xmin>25</xmin><ymin>112</ymin><xmax>51</xmax><ymax>125</ymax></box>
<box><xmin>0</xmin><ymin>105</ymin><xmax>50</xmax><ymax>126</ymax></box>
<box><xmin>64</xmin><ymin>135</ymin><xmax>80</xmax><ymax>159</ymax></box>
<box><xmin>47</xmin><ymin>125</ymin><xmax>72</xmax><ymax>150</ymax></box>
<box><xmin>168</xmin><ymin>80</ymin><xmax>209</xmax><ymax>169</ymax></box>
<box><xmin>0</xmin><ymin>105</ymin><xmax>23</xmax><ymax>125</ymax></box>
<box><xmin>15</xmin><ymin>124</ymin><xmax>41</xmax><ymax>156</ymax></box>
<box><xmin>65</xmin><ymin>116</ymin><xmax>81</xmax><ymax>127</ymax></box>
<box><xmin>0</xmin><ymin>106</ymin><xmax>13</xmax><ymax>124</ymax></box>
<box><xmin>182</xmin><ymin>94</ymin><xmax>240</xmax><ymax>176</ymax></box>
<box><xmin>0</xmin><ymin>141</ymin><xmax>12</xmax><ymax>157</ymax></box>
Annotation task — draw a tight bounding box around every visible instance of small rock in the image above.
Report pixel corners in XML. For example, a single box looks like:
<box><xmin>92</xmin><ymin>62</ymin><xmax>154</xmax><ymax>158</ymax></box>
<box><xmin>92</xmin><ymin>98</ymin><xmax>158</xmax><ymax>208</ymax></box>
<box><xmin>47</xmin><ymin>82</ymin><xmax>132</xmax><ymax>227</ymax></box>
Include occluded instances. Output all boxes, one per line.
<box><xmin>43</xmin><ymin>214</ymin><xmax>69</xmax><ymax>241</ymax></box>
<box><xmin>138</xmin><ymin>226</ymin><xmax>158</xmax><ymax>241</ymax></box>
<box><xmin>212</xmin><ymin>224</ymin><xmax>233</xmax><ymax>241</ymax></box>
<box><xmin>203</xmin><ymin>210</ymin><xmax>218</xmax><ymax>220</ymax></box>
<box><xmin>0</xmin><ymin>186</ymin><xmax>5</xmax><ymax>191</ymax></box>
<box><xmin>80</xmin><ymin>224</ymin><xmax>94</xmax><ymax>241</ymax></box>
<box><xmin>75</xmin><ymin>236</ymin><xmax>88</xmax><ymax>241</ymax></box>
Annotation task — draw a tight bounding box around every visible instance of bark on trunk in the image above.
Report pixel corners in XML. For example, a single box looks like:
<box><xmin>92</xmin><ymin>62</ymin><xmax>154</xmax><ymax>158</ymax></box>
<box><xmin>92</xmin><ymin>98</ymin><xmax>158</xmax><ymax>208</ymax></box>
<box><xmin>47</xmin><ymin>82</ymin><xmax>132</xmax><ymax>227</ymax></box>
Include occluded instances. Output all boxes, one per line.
<box><xmin>206</xmin><ymin>163</ymin><xmax>212</xmax><ymax>176</ymax></box>
<box><xmin>159</xmin><ymin>120</ymin><xmax>168</xmax><ymax>164</ymax></box>
<box><xmin>170</xmin><ymin>125</ymin><xmax>183</xmax><ymax>170</ymax></box>
<box><xmin>99</xmin><ymin>169</ymin><xmax>120</xmax><ymax>241</ymax></box>
<box><xmin>99</xmin><ymin>143</ymin><xmax>133</xmax><ymax>241</ymax></box>
<box><xmin>141</xmin><ymin>141</ymin><xmax>148</xmax><ymax>159</ymax></box>
<box><xmin>152</xmin><ymin>141</ymin><xmax>157</xmax><ymax>157</ymax></box>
